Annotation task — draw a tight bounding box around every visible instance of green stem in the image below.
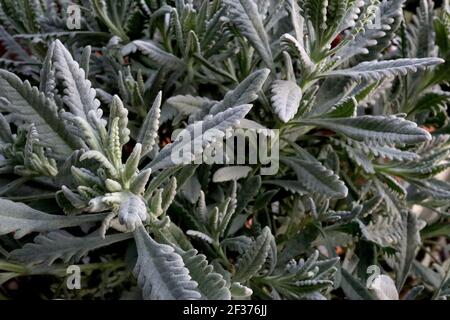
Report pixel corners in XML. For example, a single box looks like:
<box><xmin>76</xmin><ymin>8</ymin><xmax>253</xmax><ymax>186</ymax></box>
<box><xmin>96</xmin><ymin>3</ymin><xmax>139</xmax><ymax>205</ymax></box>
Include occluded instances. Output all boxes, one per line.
<box><xmin>213</xmin><ymin>240</ymin><xmax>232</xmax><ymax>270</ymax></box>
<box><xmin>0</xmin><ymin>260</ymin><xmax>28</xmax><ymax>274</ymax></box>
<box><xmin>4</xmin><ymin>192</ymin><xmax>56</xmax><ymax>202</ymax></box>
<box><xmin>92</xmin><ymin>0</ymin><xmax>129</xmax><ymax>42</ymax></box>
<box><xmin>0</xmin><ymin>246</ymin><xmax>9</xmax><ymax>258</ymax></box>
<box><xmin>193</xmin><ymin>54</ymin><xmax>237</xmax><ymax>83</ymax></box>
<box><xmin>0</xmin><ymin>176</ymin><xmax>31</xmax><ymax>196</ymax></box>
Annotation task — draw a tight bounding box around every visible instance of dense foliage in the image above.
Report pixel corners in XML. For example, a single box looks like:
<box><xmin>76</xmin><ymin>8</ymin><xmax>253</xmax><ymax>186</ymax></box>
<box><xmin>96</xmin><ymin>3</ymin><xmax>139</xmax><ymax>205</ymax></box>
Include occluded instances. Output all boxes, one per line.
<box><xmin>0</xmin><ymin>0</ymin><xmax>449</xmax><ymax>300</ymax></box>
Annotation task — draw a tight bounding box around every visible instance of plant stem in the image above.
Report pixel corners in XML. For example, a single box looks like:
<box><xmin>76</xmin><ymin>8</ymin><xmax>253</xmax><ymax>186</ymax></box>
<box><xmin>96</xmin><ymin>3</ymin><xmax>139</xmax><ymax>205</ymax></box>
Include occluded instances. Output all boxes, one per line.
<box><xmin>5</xmin><ymin>193</ymin><xmax>56</xmax><ymax>202</ymax></box>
